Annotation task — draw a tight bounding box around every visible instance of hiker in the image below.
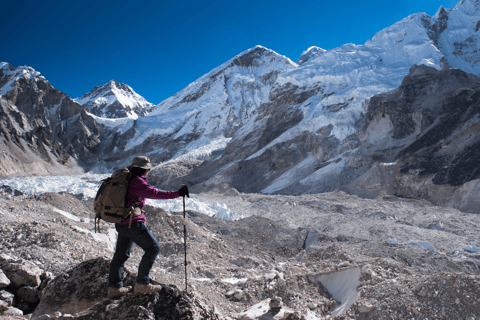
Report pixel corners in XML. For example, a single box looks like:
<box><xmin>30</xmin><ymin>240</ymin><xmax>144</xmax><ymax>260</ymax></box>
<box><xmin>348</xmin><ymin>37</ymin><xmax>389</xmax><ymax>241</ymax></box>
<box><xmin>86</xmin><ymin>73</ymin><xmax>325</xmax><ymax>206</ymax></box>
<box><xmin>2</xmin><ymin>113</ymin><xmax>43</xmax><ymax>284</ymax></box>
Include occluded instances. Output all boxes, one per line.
<box><xmin>107</xmin><ymin>156</ymin><xmax>189</xmax><ymax>298</ymax></box>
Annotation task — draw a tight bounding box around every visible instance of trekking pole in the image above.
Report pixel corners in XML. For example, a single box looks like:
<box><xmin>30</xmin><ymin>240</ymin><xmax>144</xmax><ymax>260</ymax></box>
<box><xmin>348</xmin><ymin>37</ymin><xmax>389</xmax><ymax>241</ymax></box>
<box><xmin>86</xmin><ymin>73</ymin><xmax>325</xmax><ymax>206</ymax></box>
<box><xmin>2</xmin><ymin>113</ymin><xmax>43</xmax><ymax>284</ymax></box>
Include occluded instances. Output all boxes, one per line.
<box><xmin>183</xmin><ymin>193</ymin><xmax>188</xmax><ymax>292</ymax></box>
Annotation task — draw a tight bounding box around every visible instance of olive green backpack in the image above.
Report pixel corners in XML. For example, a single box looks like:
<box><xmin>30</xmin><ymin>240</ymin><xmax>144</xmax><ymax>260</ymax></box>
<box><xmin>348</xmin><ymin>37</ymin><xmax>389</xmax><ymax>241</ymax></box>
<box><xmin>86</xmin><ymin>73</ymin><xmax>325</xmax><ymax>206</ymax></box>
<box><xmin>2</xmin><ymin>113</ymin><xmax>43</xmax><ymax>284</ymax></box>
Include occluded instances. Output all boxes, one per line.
<box><xmin>93</xmin><ymin>168</ymin><xmax>142</xmax><ymax>232</ymax></box>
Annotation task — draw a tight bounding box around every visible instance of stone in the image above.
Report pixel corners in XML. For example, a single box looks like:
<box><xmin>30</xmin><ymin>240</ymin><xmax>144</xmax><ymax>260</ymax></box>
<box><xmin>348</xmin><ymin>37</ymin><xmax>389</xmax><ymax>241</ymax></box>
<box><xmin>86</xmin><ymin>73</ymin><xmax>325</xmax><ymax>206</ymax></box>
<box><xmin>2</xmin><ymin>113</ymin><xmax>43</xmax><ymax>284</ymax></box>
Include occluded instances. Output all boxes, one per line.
<box><xmin>2</xmin><ymin>307</ymin><xmax>24</xmax><ymax>315</ymax></box>
<box><xmin>0</xmin><ymin>300</ymin><xmax>8</xmax><ymax>312</ymax></box>
<box><xmin>0</xmin><ymin>269</ymin><xmax>10</xmax><ymax>288</ymax></box>
<box><xmin>225</xmin><ymin>290</ymin><xmax>236</xmax><ymax>297</ymax></box>
<box><xmin>0</xmin><ymin>290</ymin><xmax>14</xmax><ymax>306</ymax></box>
<box><xmin>269</xmin><ymin>296</ymin><xmax>282</xmax><ymax>312</ymax></box>
<box><xmin>417</xmin><ymin>289</ymin><xmax>427</xmax><ymax>297</ymax></box>
<box><xmin>229</xmin><ymin>258</ymin><xmax>247</xmax><ymax>266</ymax></box>
<box><xmin>358</xmin><ymin>303</ymin><xmax>375</xmax><ymax>313</ymax></box>
<box><xmin>0</xmin><ymin>254</ymin><xmax>43</xmax><ymax>288</ymax></box>
<box><xmin>234</xmin><ymin>292</ymin><xmax>244</xmax><ymax>301</ymax></box>
<box><xmin>18</xmin><ymin>286</ymin><xmax>41</xmax><ymax>303</ymax></box>
<box><xmin>264</xmin><ymin>272</ymin><xmax>277</xmax><ymax>281</ymax></box>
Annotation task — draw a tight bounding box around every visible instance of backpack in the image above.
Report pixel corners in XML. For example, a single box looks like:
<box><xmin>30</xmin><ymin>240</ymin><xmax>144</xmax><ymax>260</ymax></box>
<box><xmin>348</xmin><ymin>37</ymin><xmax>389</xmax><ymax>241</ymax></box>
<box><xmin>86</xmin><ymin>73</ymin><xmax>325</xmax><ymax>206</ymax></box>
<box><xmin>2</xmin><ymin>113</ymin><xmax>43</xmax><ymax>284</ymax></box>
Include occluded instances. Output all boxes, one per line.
<box><xmin>93</xmin><ymin>167</ymin><xmax>143</xmax><ymax>232</ymax></box>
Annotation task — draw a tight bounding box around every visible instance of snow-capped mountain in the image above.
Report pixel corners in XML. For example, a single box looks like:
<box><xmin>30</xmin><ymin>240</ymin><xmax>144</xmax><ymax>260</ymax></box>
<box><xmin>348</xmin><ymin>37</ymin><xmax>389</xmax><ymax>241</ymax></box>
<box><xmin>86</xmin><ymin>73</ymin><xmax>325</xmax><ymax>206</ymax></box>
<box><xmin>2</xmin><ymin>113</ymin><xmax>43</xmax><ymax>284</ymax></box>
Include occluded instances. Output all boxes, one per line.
<box><xmin>1</xmin><ymin>0</ymin><xmax>480</xmax><ymax>214</ymax></box>
<box><xmin>74</xmin><ymin>80</ymin><xmax>154</xmax><ymax>119</ymax></box>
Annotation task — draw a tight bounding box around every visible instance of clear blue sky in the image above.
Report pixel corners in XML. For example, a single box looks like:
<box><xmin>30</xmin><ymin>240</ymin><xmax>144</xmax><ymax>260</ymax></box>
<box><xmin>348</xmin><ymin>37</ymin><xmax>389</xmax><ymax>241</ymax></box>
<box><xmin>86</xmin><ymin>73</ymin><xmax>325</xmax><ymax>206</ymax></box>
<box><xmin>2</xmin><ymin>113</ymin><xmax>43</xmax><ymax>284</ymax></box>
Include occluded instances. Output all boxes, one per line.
<box><xmin>1</xmin><ymin>0</ymin><xmax>457</xmax><ymax>104</ymax></box>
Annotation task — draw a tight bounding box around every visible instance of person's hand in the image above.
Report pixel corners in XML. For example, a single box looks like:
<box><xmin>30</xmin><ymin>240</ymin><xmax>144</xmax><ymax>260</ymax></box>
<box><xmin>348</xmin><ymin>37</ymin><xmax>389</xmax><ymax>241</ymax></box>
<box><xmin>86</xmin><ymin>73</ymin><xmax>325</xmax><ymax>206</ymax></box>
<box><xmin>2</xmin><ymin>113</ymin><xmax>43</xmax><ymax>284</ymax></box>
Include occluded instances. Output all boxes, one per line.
<box><xmin>178</xmin><ymin>184</ymin><xmax>189</xmax><ymax>198</ymax></box>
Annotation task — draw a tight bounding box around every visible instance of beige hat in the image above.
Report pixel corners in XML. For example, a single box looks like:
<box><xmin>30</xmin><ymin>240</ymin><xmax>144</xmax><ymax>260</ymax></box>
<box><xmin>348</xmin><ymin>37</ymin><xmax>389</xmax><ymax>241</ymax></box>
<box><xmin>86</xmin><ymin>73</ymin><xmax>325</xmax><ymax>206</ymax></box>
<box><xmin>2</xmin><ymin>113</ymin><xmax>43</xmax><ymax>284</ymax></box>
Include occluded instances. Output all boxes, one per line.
<box><xmin>130</xmin><ymin>156</ymin><xmax>153</xmax><ymax>170</ymax></box>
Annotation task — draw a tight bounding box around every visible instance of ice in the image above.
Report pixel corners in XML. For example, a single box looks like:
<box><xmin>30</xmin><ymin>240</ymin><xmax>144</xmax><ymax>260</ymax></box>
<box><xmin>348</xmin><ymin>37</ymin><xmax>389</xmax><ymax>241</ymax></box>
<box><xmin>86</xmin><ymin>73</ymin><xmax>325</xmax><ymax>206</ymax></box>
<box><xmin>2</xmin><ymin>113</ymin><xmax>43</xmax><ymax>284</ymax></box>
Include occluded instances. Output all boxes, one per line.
<box><xmin>70</xmin><ymin>225</ymin><xmax>117</xmax><ymax>252</ymax></box>
<box><xmin>145</xmin><ymin>197</ymin><xmax>243</xmax><ymax>221</ymax></box>
<box><xmin>308</xmin><ymin>267</ymin><xmax>361</xmax><ymax>317</ymax></box>
<box><xmin>464</xmin><ymin>245</ymin><xmax>480</xmax><ymax>253</ymax></box>
<box><xmin>404</xmin><ymin>240</ymin><xmax>436</xmax><ymax>252</ymax></box>
<box><xmin>0</xmin><ymin>173</ymin><xmax>240</xmax><ymax>221</ymax></box>
<box><xmin>220</xmin><ymin>277</ymin><xmax>249</xmax><ymax>284</ymax></box>
<box><xmin>53</xmin><ymin>208</ymin><xmax>83</xmax><ymax>222</ymax></box>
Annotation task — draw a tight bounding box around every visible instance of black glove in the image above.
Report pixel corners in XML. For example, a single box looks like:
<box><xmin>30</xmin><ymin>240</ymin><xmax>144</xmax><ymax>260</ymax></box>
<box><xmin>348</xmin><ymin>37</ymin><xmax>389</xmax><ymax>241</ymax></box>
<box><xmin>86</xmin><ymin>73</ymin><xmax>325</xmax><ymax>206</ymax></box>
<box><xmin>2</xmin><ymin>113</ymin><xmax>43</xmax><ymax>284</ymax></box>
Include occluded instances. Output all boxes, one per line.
<box><xmin>178</xmin><ymin>184</ymin><xmax>189</xmax><ymax>198</ymax></box>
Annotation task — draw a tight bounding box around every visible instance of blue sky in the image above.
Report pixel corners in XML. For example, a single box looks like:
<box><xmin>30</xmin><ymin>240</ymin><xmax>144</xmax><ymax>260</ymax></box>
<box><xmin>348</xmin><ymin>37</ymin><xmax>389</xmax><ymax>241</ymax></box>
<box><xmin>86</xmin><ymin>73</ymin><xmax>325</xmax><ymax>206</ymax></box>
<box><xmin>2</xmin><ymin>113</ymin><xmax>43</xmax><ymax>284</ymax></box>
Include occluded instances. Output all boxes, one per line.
<box><xmin>2</xmin><ymin>0</ymin><xmax>457</xmax><ymax>104</ymax></box>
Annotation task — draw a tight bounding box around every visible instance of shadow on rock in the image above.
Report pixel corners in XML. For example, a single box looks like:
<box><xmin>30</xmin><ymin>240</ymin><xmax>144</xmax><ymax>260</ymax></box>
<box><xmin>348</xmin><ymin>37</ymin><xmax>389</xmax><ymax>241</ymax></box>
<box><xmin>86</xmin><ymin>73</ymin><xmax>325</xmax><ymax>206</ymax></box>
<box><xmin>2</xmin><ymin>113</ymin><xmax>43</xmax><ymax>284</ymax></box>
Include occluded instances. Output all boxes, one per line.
<box><xmin>32</xmin><ymin>257</ymin><xmax>219</xmax><ymax>320</ymax></box>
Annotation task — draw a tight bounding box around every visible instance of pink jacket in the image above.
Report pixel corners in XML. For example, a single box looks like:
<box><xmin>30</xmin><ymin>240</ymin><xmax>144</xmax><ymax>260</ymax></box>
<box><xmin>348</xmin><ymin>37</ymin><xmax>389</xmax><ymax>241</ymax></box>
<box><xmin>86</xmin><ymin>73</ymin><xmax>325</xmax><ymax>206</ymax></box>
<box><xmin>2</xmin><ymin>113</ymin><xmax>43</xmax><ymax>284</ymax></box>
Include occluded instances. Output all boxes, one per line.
<box><xmin>118</xmin><ymin>174</ymin><xmax>179</xmax><ymax>225</ymax></box>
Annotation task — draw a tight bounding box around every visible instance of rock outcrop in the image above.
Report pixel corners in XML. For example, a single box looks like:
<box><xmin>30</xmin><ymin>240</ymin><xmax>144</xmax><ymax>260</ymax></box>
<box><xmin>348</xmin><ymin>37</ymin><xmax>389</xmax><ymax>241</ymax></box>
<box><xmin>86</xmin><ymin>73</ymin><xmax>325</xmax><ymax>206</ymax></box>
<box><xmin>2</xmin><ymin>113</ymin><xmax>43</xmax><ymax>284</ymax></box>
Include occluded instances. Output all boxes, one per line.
<box><xmin>33</xmin><ymin>257</ymin><xmax>220</xmax><ymax>320</ymax></box>
<box><xmin>0</xmin><ymin>253</ymin><xmax>52</xmax><ymax>316</ymax></box>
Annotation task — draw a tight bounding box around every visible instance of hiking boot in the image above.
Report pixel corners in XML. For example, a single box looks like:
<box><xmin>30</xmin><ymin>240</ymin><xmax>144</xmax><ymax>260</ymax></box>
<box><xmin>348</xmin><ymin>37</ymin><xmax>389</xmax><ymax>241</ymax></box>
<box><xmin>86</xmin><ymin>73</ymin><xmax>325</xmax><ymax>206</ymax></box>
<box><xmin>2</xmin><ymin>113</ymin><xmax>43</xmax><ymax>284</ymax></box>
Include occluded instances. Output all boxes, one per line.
<box><xmin>134</xmin><ymin>283</ymin><xmax>162</xmax><ymax>295</ymax></box>
<box><xmin>107</xmin><ymin>286</ymin><xmax>132</xmax><ymax>299</ymax></box>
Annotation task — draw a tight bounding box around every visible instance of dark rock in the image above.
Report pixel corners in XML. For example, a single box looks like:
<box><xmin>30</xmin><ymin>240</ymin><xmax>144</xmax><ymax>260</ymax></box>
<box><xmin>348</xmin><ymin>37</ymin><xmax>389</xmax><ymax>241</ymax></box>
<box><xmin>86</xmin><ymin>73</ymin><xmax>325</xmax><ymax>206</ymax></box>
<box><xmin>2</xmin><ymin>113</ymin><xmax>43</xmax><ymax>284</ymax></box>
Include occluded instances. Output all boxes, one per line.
<box><xmin>0</xmin><ymin>300</ymin><xmax>8</xmax><ymax>312</ymax></box>
<box><xmin>17</xmin><ymin>286</ymin><xmax>41</xmax><ymax>303</ymax></box>
<box><xmin>303</xmin><ymin>232</ymin><xmax>319</xmax><ymax>249</ymax></box>
<box><xmin>220</xmin><ymin>230</ymin><xmax>230</xmax><ymax>236</ymax></box>
<box><xmin>32</xmin><ymin>257</ymin><xmax>219</xmax><ymax>320</ymax></box>
<box><xmin>229</xmin><ymin>258</ymin><xmax>247</xmax><ymax>267</ymax></box>
<box><xmin>0</xmin><ymin>185</ymin><xmax>24</xmax><ymax>196</ymax></box>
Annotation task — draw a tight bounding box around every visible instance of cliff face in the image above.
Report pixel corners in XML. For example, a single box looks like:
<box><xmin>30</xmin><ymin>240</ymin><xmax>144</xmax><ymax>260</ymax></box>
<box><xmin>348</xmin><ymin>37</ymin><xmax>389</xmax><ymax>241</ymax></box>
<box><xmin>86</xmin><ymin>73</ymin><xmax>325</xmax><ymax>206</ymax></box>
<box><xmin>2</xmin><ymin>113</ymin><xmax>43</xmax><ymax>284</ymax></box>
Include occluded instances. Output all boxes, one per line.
<box><xmin>0</xmin><ymin>63</ymin><xmax>101</xmax><ymax>176</ymax></box>
<box><xmin>345</xmin><ymin>65</ymin><xmax>480</xmax><ymax>213</ymax></box>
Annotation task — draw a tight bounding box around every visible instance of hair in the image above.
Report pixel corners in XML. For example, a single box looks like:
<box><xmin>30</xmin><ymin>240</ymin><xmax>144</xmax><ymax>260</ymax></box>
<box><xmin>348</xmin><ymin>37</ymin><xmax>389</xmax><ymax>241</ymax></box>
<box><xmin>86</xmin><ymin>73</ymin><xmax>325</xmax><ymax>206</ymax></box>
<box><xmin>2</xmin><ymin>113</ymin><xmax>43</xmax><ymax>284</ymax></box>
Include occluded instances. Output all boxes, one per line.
<box><xmin>130</xmin><ymin>166</ymin><xmax>149</xmax><ymax>177</ymax></box>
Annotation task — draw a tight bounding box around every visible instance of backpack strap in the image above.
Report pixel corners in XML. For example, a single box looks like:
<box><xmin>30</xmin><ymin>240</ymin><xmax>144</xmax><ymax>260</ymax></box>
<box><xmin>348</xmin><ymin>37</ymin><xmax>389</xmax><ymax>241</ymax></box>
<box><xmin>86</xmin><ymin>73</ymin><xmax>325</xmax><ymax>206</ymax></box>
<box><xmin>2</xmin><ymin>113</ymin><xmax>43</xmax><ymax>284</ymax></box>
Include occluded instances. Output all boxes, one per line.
<box><xmin>126</xmin><ymin>197</ymin><xmax>144</xmax><ymax>228</ymax></box>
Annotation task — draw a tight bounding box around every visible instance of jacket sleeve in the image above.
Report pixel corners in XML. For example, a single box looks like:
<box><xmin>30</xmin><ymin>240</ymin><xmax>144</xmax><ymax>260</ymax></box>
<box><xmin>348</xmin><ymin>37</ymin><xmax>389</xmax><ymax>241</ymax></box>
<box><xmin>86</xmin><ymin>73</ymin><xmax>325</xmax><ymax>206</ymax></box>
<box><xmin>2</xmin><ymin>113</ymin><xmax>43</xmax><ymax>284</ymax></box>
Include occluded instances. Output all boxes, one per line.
<box><xmin>127</xmin><ymin>176</ymin><xmax>179</xmax><ymax>207</ymax></box>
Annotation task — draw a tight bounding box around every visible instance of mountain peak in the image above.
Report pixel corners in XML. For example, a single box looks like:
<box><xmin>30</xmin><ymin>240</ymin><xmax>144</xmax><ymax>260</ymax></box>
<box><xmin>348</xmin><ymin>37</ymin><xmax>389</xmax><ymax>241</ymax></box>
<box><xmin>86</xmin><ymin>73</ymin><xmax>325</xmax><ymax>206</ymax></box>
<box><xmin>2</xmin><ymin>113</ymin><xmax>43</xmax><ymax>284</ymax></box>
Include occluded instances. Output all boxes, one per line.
<box><xmin>296</xmin><ymin>46</ymin><xmax>327</xmax><ymax>65</ymax></box>
<box><xmin>74</xmin><ymin>80</ymin><xmax>154</xmax><ymax>119</ymax></box>
<box><xmin>229</xmin><ymin>45</ymin><xmax>296</xmax><ymax>69</ymax></box>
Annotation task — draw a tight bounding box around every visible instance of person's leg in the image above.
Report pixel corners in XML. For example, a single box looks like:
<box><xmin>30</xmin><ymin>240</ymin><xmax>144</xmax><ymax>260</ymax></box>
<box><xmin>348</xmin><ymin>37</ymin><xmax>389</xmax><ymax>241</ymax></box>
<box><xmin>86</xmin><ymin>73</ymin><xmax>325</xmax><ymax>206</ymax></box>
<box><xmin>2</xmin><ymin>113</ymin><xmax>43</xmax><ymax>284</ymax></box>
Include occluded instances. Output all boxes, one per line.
<box><xmin>109</xmin><ymin>225</ymin><xmax>134</xmax><ymax>288</ymax></box>
<box><xmin>129</xmin><ymin>223</ymin><xmax>161</xmax><ymax>285</ymax></box>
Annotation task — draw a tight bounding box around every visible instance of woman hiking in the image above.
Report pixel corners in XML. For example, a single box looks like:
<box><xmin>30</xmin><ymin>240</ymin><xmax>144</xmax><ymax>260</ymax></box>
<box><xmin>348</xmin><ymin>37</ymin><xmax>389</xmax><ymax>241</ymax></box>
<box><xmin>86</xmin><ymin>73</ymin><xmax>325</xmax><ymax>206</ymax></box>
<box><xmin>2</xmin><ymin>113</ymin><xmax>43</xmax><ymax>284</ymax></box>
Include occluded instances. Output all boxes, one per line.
<box><xmin>107</xmin><ymin>156</ymin><xmax>189</xmax><ymax>299</ymax></box>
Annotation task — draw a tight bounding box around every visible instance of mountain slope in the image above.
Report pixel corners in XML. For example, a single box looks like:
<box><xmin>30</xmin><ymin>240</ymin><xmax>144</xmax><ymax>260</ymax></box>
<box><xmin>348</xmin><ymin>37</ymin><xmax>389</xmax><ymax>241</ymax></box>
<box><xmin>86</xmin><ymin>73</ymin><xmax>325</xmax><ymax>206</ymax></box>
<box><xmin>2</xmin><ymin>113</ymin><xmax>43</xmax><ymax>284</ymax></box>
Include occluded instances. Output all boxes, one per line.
<box><xmin>74</xmin><ymin>80</ymin><xmax>154</xmax><ymax>119</ymax></box>
<box><xmin>0</xmin><ymin>62</ymin><xmax>101</xmax><ymax>175</ymax></box>
<box><xmin>114</xmin><ymin>11</ymin><xmax>448</xmax><ymax>184</ymax></box>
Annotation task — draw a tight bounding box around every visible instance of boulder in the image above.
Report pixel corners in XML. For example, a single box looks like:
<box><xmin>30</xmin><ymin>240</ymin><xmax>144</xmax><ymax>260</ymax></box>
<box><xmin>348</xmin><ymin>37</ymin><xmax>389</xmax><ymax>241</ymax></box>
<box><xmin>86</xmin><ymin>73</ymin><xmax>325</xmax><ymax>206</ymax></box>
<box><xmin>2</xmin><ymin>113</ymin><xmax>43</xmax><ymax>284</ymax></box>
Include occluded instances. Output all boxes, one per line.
<box><xmin>0</xmin><ymin>269</ymin><xmax>10</xmax><ymax>288</ymax></box>
<box><xmin>0</xmin><ymin>290</ymin><xmax>14</xmax><ymax>306</ymax></box>
<box><xmin>0</xmin><ymin>300</ymin><xmax>8</xmax><ymax>312</ymax></box>
<box><xmin>18</xmin><ymin>286</ymin><xmax>42</xmax><ymax>303</ymax></box>
<box><xmin>33</xmin><ymin>257</ymin><xmax>220</xmax><ymax>320</ymax></box>
<box><xmin>2</xmin><ymin>307</ymin><xmax>24</xmax><ymax>316</ymax></box>
<box><xmin>0</xmin><ymin>254</ymin><xmax>43</xmax><ymax>288</ymax></box>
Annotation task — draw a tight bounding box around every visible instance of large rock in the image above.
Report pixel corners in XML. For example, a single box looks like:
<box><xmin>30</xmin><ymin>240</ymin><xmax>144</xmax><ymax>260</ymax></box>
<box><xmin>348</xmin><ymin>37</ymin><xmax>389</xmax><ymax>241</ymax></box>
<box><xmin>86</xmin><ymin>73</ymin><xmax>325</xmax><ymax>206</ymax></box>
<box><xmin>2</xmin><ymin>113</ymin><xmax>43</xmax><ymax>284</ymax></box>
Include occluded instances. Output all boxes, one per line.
<box><xmin>0</xmin><ymin>269</ymin><xmax>10</xmax><ymax>288</ymax></box>
<box><xmin>2</xmin><ymin>307</ymin><xmax>24</xmax><ymax>316</ymax></box>
<box><xmin>33</xmin><ymin>257</ymin><xmax>220</xmax><ymax>320</ymax></box>
<box><xmin>0</xmin><ymin>254</ymin><xmax>42</xmax><ymax>288</ymax></box>
<box><xmin>0</xmin><ymin>290</ymin><xmax>14</xmax><ymax>306</ymax></box>
<box><xmin>17</xmin><ymin>286</ymin><xmax>41</xmax><ymax>303</ymax></box>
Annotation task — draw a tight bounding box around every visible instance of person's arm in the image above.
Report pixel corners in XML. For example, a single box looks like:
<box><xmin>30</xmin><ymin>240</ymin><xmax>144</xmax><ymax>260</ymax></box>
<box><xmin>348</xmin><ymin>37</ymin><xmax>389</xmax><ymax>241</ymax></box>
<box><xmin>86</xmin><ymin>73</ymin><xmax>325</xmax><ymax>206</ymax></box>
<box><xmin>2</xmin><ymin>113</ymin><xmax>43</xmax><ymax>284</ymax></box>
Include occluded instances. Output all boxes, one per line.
<box><xmin>130</xmin><ymin>176</ymin><xmax>179</xmax><ymax>200</ymax></box>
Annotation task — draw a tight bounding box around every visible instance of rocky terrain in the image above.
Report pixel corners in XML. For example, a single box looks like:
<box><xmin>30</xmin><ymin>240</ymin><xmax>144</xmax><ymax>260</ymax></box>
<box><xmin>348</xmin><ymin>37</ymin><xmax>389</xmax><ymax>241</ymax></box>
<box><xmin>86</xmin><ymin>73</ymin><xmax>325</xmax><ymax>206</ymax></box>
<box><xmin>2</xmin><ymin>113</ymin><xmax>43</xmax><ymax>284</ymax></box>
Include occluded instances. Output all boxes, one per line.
<box><xmin>0</xmin><ymin>183</ymin><xmax>479</xmax><ymax>319</ymax></box>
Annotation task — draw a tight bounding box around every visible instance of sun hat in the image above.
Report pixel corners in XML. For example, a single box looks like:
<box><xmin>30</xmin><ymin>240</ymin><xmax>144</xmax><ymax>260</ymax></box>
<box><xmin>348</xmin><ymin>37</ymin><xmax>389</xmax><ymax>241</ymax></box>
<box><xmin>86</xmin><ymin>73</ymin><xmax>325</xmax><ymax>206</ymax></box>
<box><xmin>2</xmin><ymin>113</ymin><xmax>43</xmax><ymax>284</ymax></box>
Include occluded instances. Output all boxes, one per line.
<box><xmin>130</xmin><ymin>156</ymin><xmax>153</xmax><ymax>170</ymax></box>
